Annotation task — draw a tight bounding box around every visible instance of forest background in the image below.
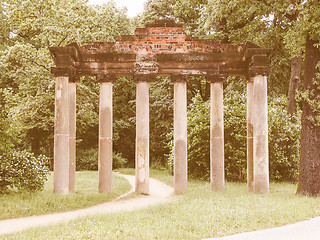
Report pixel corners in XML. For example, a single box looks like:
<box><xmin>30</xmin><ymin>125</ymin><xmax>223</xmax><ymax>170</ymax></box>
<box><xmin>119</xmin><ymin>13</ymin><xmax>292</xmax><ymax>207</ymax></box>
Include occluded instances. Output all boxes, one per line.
<box><xmin>0</xmin><ymin>0</ymin><xmax>319</xmax><ymax>194</ymax></box>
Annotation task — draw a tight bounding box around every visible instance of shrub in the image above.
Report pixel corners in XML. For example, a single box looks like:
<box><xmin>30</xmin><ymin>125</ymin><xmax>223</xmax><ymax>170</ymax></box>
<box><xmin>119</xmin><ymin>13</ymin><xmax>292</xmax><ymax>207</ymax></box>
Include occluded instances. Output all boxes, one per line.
<box><xmin>186</xmin><ymin>94</ymin><xmax>210</xmax><ymax>180</ymax></box>
<box><xmin>113</xmin><ymin>152</ymin><xmax>128</xmax><ymax>169</ymax></box>
<box><xmin>0</xmin><ymin>151</ymin><xmax>50</xmax><ymax>193</ymax></box>
<box><xmin>77</xmin><ymin>148</ymin><xmax>128</xmax><ymax>171</ymax></box>
<box><xmin>167</xmin><ymin>92</ymin><xmax>301</xmax><ymax>182</ymax></box>
<box><xmin>77</xmin><ymin>148</ymin><xmax>99</xmax><ymax>171</ymax></box>
<box><xmin>268</xmin><ymin>96</ymin><xmax>301</xmax><ymax>181</ymax></box>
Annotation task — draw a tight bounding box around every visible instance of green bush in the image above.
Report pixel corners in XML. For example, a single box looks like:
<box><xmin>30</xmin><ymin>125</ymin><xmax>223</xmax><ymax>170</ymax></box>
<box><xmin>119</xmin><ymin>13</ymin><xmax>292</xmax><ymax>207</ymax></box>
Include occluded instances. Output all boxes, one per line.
<box><xmin>77</xmin><ymin>148</ymin><xmax>99</xmax><ymax>171</ymax></box>
<box><xmin>0</xmin><ymin>151</ymin><xmax>50</xmax><ymax>193</ymax></box>
<box><xmin>77</xmin><ymin>148</ymin><xmax>128</xmax><ymax>171</ymax></box>
<box><xmin>167</xmin><ymin>91</ymin><xmax>301</xmax><ymax>182</ymax></box>
<box><xmin>113</xmin><ymin>152</ymin><xmax>128</xmax><ymax>169</ymax></box>
<box><xmin>186</xmin><ymin>94</ymin><xmax>210</xmax><ymax>180</ymax></box>
<box><xmin>268</xmin><ymin>96</ymin><xmax>301</xmax><ymax>181</ymax></box>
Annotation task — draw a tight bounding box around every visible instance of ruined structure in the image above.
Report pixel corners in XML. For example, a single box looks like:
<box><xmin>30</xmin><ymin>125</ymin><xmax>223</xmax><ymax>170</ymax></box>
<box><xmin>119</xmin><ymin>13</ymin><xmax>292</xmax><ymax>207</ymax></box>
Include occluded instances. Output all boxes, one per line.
<box><xmin>49</xmin><ymin>19</ymin><xmax>270</xmax><ymax>195</ymax></box>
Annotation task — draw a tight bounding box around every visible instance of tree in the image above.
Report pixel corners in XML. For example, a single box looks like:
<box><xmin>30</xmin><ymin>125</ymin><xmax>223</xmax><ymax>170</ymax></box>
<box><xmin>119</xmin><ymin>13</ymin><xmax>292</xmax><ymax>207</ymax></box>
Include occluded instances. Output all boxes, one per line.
<box><xmin>296</xmin><ymin>0</ymin><xmax>320</xmax><ymax>195</ymax></box>
<box><xmin>140</xmin><ymin>0</ymin><xmax>208</xmax><ymax>35</ymax></box>
<box><xmin>297</xmin><ymin>35</ymin><xmax>320</xmax><ymax>195</ymax></box>
<box><xmin>0</xmin><ymin>0</ymin><xmax>132</xmax><ymax>158</ymax></box>
<box><xmin>203</xmin><ymin>0</ymin><xmax>320</xmax><ymax>194</ymax></box>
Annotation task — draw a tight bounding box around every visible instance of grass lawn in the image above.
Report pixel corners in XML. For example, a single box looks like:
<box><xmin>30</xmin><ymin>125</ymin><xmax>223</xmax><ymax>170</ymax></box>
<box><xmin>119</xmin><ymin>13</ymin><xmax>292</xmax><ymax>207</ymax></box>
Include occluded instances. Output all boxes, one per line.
<box><xmin>2</xmin><ymin>168</ymin><xmax>320</xmax><ymax>240</ymax></box>
<box><xmin>0</xmin><ymin>171</ymin><xmax>131</xmax><ymax>220</ymax></box>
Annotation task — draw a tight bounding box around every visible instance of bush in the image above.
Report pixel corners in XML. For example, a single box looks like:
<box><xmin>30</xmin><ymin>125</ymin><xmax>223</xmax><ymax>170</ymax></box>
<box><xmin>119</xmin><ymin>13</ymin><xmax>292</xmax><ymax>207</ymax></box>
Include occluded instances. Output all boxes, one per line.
<box><xmin>113</xmin><ymin>152</ymin><xmax>128</xmax><ymax>169</ymax></box>
<box><xmin>0</xmin><ymin>151</ymin><xmax>50</xmax><ymax>193</ymax></box>
<box><xmin>167</xmin><ymin>91</ymin><xmax>301</xmax><ymax>182</ymax></box>
<box><xmin>186</xmin><ymin>94</ymin><xmax>210</xmax><ymax>180</ymax></box>
<box><xmin>77</xmin><ymin>148</ymin><xmax>99</xmax><ymax>171</ymax></box>
<box><xmin>77</xmin><ymin>148</ymin><xmax>128</xmax><ymax>171</ymax></box>
<box><xmin>268</xmin><ymin>96</ymin><xmax>301</xmax><ymax>181</ymax></box>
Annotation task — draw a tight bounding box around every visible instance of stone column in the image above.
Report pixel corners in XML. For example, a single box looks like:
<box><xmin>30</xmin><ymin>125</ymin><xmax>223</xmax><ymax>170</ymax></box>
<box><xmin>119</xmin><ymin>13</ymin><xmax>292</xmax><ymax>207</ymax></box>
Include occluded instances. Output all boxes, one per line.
<box><xmin>134</xmin><ymin>75</ymin><xmax>150</xmax><ymax>194</ymax></box>
<box><xmin>247</xmin><ymin>79</ymin><xmax>254</xmax><ymax>192</ymax></box>
<box><xmin>252</xmin><ymin>75</ymin><xmax>269</xmax><ymax>194</ymax></box>
<box><xmin>69</xmin><ymin>81</ymin><xmax>76</xmax><ymax>192</ymax></box>
<box><xmin>172</xmin><ymin>75</ymin><xmax>188</xmax><ymax>194</ymax></box>
<box><xmin>207</xmin><ymin>75</ymin><xmax>225</xmax><ymax>192</ymax></box>
<box><xmin>98</xmin><ymin>75</ymin><xmax>115</xmax><ymax>193</ymax></box>
<box><xmin>54</xmin><ymin>76</ymin><xmax>69</xmax><ymax>195</ymax></box>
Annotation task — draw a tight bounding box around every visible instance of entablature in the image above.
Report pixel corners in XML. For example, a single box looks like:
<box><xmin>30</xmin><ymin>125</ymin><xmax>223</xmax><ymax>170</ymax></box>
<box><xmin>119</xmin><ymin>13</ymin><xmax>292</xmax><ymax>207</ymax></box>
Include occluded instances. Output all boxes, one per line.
<box><xmin>49</xmin><ymin>20</ymin><xmax>271</xmax><ymax>81</ymax></box>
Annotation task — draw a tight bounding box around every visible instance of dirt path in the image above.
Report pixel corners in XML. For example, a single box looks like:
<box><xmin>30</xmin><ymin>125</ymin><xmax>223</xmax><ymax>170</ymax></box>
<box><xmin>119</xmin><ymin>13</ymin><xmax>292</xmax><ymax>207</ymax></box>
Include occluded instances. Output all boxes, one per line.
<box><xmin>0</xmin><ymin>174</ymin><xmax>174</xmax><ymax>236</ymax></box>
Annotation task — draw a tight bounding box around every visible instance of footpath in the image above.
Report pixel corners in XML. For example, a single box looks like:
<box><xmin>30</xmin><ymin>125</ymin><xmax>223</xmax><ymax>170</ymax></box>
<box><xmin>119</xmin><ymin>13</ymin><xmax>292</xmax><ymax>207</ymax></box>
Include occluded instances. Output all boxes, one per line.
<box><xmin>205</xmin><ymin>215</ymin><xmax>320</xmax><ymax>240</ymax></box>
<box><xmin>1</xmin><ymin>174</ymin><xmax>319</xmax><ymax>239</ymax></box>
<box><xmin>0</xmin><ymin>174</ymin><xmax>174</xmax><ymax>236</ymax></box>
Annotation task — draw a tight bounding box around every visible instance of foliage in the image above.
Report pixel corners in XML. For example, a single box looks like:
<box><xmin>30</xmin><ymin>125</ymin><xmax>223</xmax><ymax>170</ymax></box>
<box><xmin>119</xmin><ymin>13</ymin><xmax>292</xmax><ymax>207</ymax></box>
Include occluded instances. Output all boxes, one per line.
<box><xmin>76</xmin><ymin>148</ymin><xmax>128</xmax><ymax>171</ymax></box>
<box><xmin>113</xmin><ymin>77</ymin><xmax>136</xmax><ymax>166</ymax></box>
<box><xmin>268</xmin><ymin>96</ymin><xmax>301</xmax><ymax>181</ymax></box>
<box><xmin>140</xmin><ymin>0</ymin><xmax>208</xmax><ymax>35</ymax></box>
<box><xmin>0</xmin><ymin>151</ymin><xmax>49</xmax><ymax>193</ymax></box>
<box><xmin>149</xmin><ymin>77</ymin><xmax>173</xmax><ymax>167</ymax></box>
<box><xmin>0</xmin><ymin>89</ymin><xmax>15</xmax><ymax>154</ymax></box>
<box><xmin>168</xmin><ymin>79</ymin><xmax>301</xmax><ymax>182</ymax></box>
<box><xmin>223</xmin><ymin>82</ymin><xmax>247</xmax><ymax>181</ymax></box>
<box><xmin>186</xmin><ymin>94</ymin><xmax>210</xmax><ymax>180</ymax></box>
<box><xmin>112</xmin><ymin>152</ymin><xmax>128</xmax><ymax>169</ymax></box>
<box><xmin>76</xmin><ymin>148</ymin><xmax>99</xmax><ymax>171</ymax></box>
<box><xmin>76</xmin><ymin>76</ymin><xmax>99</xmax><ymax>152</ymax></box>
<box><xmin>0</xmin><ymin>0</ymin><xmax>132</xmax><ymax>158</ymax></box>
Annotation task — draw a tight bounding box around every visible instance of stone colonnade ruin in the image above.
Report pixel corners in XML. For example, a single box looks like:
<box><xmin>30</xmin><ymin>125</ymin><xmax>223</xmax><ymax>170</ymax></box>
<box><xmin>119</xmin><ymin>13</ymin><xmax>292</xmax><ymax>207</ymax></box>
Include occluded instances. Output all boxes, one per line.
<box><xmin>49</xmin><ymin>20</ymin><xmax>270</xmax><ymax>195</ymax></box>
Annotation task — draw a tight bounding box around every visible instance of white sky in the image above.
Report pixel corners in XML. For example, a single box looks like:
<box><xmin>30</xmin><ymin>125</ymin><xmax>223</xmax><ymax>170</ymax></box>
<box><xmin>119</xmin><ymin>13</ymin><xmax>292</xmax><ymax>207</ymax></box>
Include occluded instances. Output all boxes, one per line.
<box><xmin>88</xmin><ymin>0</ymin><xmax>147</xmax><ymax>18</ymax></box>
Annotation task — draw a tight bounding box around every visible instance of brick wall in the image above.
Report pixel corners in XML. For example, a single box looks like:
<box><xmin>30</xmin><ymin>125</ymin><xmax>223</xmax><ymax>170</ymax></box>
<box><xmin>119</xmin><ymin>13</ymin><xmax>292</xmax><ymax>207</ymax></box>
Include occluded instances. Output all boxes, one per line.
<box><xmin>115</xmin><ymin>23</ymin><xmax>215</xmax><ymax>54</ymax></box>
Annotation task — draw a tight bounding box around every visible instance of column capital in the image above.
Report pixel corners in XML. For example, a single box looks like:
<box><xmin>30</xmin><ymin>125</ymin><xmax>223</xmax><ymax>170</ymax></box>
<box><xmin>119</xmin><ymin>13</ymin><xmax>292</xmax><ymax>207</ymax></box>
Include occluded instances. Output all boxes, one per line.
<box><xmin>248</xmin><ymin>66</ymin><xmax>269</xmax><ymax>79</ymax></box>
<box><xmin>171</xmin><ymin>74</ymin><xmax>190</xmax><ymax>83</ymax></box>
<box><xmin>133</xmin><ymin>74</ymin><xmax>153</xmax><ymax>83</ymax></box>
<box><xmin>247</xmin><ymin>53</ymin><xmax>269</xmax><ymax>79</ymax></box>
<box><xmin>206</xmin><ymin>74</ymin><xmax>226</xmax><ymax>83</ymax></box>
<box><xmin>96</xmin><ymin>74</ymin><xmax>117</xmax><ymax>83</ymax></box>
<box><xmin>51</xmin><ymin>67</ymin><xmax>79</xmax><ymax>82</ymax></box>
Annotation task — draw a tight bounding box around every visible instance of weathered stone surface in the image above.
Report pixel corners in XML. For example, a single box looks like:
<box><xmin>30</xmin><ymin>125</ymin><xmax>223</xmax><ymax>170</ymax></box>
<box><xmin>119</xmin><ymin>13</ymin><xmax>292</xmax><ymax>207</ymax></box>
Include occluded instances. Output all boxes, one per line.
<box><xmin>247</xmin><ymin>80</ymin><xmax>254</xmax><ymax>192</ymax></box>
<box><xmin>173</xmin><ymin>81</ymin><xmax>188</xmax><ymax>194</ymax></box>
<box><xmin>98</xmin><ymin>82</ymin><xmax>113</xmax><ymax>193</ymax></box>
<box><xmin>210</xmin><ymin>82</ymin><xmax>225</xmax><ymax>192</ymax></box>
<box><xmin>253</xmin><ymin>75</ymin><xmax>269</xmax><ymax>194</ymax></box>
<box><xmin>54</xmin><ymin>76</ymin><xmax>69</xmax><ymax>195</ymax></box>
<box><xmin>135</xmin><ymin>81</ymin><xmax>150</xmax><ymax>194</ymax></box>
<box><xmin>68</xmin><ymin>82</ymin><xmax>76</xmax><ymax>192</ymax></box>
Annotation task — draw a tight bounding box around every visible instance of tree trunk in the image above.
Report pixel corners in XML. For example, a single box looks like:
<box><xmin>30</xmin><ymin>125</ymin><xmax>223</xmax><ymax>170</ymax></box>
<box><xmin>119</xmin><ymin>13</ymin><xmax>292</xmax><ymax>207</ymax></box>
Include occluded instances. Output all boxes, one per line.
<box><xmin>297</xmin><ymin>35</ymin><xmax>320</xmax><ymax>196</ymax></box>
<box><xmin>31</xmin><ymin>137</ymin><xmax>40</xmax><ymax>156</ymax></box>
<box><xmin>287</xmin><ymin>54</ymin><xmax>302</xmax><ymax>115</ymax></box>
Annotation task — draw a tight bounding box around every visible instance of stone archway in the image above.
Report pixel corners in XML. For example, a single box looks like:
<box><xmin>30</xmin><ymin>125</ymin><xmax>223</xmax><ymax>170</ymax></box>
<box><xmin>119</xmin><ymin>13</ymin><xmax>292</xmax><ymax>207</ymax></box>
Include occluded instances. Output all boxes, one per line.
<box><xmin>49</xmin><ymin>19</ymin><xmax>270</xmax><ymax>195</ymax></box>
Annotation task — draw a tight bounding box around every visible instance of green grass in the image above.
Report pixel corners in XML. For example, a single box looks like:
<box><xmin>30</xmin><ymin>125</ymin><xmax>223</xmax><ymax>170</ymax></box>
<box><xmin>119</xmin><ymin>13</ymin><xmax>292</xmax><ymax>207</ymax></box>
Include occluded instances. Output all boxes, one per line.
<box><xmin>2</xmin><ymin>169</ymin><xmax>320</xmax><ymax>240</ymax></box>
<box><xmin>0</xmin><ymin>171</ymin><xmax>131</xmax><ymax>220</ymax></box>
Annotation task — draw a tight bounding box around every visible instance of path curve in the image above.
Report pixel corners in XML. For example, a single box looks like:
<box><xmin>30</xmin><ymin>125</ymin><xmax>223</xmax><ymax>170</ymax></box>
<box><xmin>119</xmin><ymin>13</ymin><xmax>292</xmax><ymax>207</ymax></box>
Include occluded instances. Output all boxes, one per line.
<box><xmin>203</xmin><ymin>215</ymin><xmax>320</xmax><ymax>240</ymax></box>
<box><xmin>0</xmin><ymin>174</ymin><xmax>174</xmax><ymax>236</ymax></box>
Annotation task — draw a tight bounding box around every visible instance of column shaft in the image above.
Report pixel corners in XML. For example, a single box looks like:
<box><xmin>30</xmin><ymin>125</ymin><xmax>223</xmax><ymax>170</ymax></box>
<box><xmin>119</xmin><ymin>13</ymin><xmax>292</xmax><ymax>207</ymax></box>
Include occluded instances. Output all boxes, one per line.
<box><xmin>135</xmin><ymin>81</ymin><xmax>149</xmax><ymax>194</ymax></box>
<box><xmin>54</xmin><ymin>76</ymin><xmax>69</xmax><ymax>195</ymax></box>
<box><xmin>210</xmin><ymin>82</ymin><xmax>225</xmax><ymax>191</ymax></box>
<box><xmin>98</xmin><ymin>82</ymin><xmax>113</xmax><ymax>193</ymax></box>
<box><xmin>174</xmin><ymin>81</ymin><xmax>188</xmax><ymax>194</ymax></box>
<box><xmin>253</xmin><ymin>75</ymin><xmax>269</xmax><ymax>194</ymax></box>
<box><xmin>69</xmin><ymin>82</ymin><xmax>76</xmax><ymax>192</ymax></box>
<box><xmin>247</xmin><ymin>80</ymin><xmax>254</xmax><ymax>192</ymax></box>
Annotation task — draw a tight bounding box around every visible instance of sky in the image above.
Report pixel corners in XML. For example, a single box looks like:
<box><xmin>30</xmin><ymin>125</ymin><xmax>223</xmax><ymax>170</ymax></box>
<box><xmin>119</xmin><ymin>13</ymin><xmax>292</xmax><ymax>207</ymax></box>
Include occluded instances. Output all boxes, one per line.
<box><xmin>88</xmin><ymin>0</ymin><xmax>147</xmax><ymax>18</ymax></box>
